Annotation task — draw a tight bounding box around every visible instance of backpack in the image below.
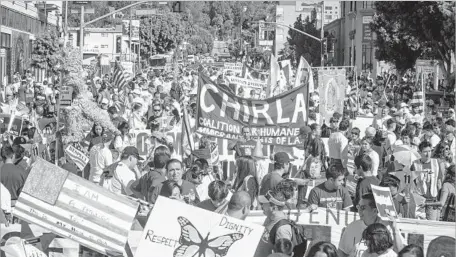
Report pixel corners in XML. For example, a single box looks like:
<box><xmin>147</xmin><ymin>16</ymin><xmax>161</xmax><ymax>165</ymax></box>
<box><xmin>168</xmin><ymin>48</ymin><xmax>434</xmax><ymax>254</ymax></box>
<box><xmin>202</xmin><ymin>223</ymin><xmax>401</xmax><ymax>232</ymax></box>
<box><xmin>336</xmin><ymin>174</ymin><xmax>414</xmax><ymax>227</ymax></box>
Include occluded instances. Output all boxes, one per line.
<box><xmin>269</xmin><ymin>219</ymin><xmax>308</xmax><ymax>257</ymax></box>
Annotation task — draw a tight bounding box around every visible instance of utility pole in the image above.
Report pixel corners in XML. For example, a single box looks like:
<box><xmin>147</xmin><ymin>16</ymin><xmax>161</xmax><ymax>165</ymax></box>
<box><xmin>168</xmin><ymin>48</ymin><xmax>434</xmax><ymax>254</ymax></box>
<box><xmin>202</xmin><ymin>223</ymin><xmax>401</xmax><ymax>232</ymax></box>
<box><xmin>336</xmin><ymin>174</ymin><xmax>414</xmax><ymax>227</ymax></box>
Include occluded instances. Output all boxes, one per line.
<box><xmin>129</xmin><ymin>8</ymin><xmax>132</xmax><ymax>65</ymax></box>
<box><xmin>320</xmin><ymin>1</ymin><xmax>325</xmax><ymax>67</ymax></box>
<box><xmin>64</xmin><ymin>1</ymin><xmax>68</xmax><ymax>46</ymax></box>
<box><xmin>79</xmin><ymin>5</ymin><xmax>84</xmax><ymax>60</ymax></box>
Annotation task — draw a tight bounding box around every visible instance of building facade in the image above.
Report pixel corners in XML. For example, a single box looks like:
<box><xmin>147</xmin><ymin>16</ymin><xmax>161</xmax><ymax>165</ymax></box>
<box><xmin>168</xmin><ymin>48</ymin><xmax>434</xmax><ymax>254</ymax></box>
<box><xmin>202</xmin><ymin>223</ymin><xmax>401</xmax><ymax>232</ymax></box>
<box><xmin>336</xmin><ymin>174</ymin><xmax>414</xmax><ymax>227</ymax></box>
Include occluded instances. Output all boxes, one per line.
<box><xmin>274</xmin><ymin>1</ymin><xmax>340</xmax><ymax>57</ymax></box>
<box><xmin>68</xmin><ymin>22</ymin><xmax>139</xmax><ymax>74</ymax></box>
<box><xmin>323</xmin><ymin>2</ymin><xmax>340</xmax><ymax>25</ymax></box>
<box><xmin>1</xmin><ymin>1</ymin><xmax>61</xmax><ymax>85</ymax></box>
<box><xmin>324</xmin><ymin>1</ymin><xmax>391</xmax><ymax>75</ymax></box>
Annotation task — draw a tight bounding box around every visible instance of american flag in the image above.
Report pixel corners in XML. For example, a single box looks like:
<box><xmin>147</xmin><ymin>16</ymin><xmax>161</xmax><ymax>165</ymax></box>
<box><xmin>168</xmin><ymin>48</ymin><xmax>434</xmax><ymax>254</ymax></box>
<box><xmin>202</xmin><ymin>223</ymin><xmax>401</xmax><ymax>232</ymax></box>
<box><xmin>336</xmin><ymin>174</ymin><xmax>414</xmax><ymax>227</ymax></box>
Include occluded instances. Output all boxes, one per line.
<box><xmin>112</xmin><ymin>61</ymin><xmax>129</xmax><ymax>91</ymax></box>
<box><xmin>13</xmin><ymin>158</ymin><xmax>139</xmax><ymax>255</ymax></box>
<box><xmin>410</xmin><ymin>72</ymin><xmax>425</xmax><ymax>114</ymax></box>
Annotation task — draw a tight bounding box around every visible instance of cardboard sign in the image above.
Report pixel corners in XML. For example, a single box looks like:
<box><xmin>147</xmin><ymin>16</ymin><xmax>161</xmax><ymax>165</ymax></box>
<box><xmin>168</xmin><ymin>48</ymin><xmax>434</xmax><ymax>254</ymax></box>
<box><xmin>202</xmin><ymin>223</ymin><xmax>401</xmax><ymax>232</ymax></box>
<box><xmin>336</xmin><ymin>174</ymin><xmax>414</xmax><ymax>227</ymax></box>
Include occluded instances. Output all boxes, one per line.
<box><xmin>64</xmin><ymin>145</ymin><xmax>89</xmax><ymax>171</ymax></box>
<box><xmin>371</xmin><ymin>185</ymin><xmax>398</xmax><ymax>220</ymax></box>
<box><xmin>134</xmin><ymin>196</ymin><xmax>264</xmax><ymax>257</ymax></box>
<box><xmin>0</xmin><ymin>114</ymin><xmax>23</xmax><ymax>136</ymax></box>
<box><xmin>12</xmin><ymin>158</ymin><xmax>139</xmax><ymax>255</ymax></box>
<box><xmin>197</xmin><ymin>74</ymin><xmax>307</xmax><ymax>146</ymax></box>
<box><xmin>59</xmin><ymin>86</ymin><xmax>73</xmax><ymax>106</ymax></box>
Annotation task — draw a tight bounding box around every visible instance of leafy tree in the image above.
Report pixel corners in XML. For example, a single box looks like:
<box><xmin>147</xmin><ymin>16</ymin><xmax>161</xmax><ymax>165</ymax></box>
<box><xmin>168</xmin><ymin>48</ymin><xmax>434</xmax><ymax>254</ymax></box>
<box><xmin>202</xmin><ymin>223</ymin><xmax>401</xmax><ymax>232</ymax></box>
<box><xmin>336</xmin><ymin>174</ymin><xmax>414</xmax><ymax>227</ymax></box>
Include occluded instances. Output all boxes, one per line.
<box><xmin>31</xmin><ymin>31</ymin><xmax>62</xmax><ymax>75</ymax></box>
<box><xmin>139</xmin><ymin>11</ymin><xmax>186</xmax><ymax>56</ymax></box>
<box><xmin>278</xmin><ymin>41</ymin><xmax>296</xmax><ymax>67</ymax></box>
<box><xmin>371</xmin><ymin>1</ymin><xmax>455</xmax><ymax>78</ymax></box>
<box><xmin>286</xmin><ymin>11</ymin><xmax>322</xmax><ymax>67</ymax></box>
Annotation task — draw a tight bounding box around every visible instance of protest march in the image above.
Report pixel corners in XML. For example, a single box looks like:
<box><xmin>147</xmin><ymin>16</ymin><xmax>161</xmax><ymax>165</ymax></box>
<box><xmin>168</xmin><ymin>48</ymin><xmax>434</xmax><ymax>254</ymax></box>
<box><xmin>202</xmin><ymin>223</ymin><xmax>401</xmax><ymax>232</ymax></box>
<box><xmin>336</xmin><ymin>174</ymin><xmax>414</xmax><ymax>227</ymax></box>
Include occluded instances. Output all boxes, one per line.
<box><xmin>0</xmin><ymin>1</ymin><xmax>455</xmax><ymax>257</ymax></box>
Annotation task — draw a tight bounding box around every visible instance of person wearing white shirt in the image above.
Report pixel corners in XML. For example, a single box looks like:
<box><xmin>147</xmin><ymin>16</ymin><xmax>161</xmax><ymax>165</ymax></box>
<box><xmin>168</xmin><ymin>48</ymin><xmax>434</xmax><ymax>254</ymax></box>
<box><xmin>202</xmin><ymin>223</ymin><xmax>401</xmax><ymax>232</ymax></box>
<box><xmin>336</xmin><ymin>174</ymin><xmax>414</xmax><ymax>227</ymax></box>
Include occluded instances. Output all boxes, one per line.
<box><xmin>338</xmin><ymin>193</ymin><xmax>405</xmax><ymax>257</ymax></box>
<box><xmin>359</xmin><ymin>137</ymin><xmax>380</xmax><ymax>177</ymax></box>
<box><xmin>408</xmin><ymin>104</ymin><xmax>424</xmax><ymax>124</ymax></box>
<box><xmin>384</xmin><ymin>119</ymin><xmax>397</xmax><ymax>154</ymax></box>
<box><xmin>421</xmin><ymin>123</ymin><xmax>441</xmax><ymax>149</ymax></box>
<box><xmin>102</xmin><ymin>146</ymin><xmax>144</xmax><ymax>196</ymax></box>
<box><xmin>328</xmin><ymin>119</ymin><xmax>350</xmax><ymax>169</ymax></box>
<box><xmin>1</xmin><ymin>183</ymin><xmax>11</xmax><ymax>215</ymax></box>
<box><xmin>89</xmin><ymin>135</ymin><xmax>113</xmax><ymax>184</ymax></box>
<box><xmin>372</xmin><ymin>106</ymin><xmax>391</xmax><ymax>131</ymax></box>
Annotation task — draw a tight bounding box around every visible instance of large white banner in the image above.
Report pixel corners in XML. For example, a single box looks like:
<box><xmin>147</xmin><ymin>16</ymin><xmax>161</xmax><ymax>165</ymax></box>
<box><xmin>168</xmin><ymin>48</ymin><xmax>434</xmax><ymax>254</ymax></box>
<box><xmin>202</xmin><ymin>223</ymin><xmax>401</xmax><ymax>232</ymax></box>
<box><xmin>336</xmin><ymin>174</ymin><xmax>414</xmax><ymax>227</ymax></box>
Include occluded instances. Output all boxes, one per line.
<box><xmin>134</xmin><ymin>197</ymin><xmax>264</xmax><ymax>257</ymax></box>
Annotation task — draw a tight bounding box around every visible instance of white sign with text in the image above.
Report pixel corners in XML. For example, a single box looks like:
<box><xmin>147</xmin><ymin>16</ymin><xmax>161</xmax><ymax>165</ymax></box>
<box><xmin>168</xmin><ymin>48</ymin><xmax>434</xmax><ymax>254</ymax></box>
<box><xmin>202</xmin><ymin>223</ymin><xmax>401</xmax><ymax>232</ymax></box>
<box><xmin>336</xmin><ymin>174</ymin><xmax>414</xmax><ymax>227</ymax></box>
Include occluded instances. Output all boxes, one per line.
<box><xmin>134</xmin><ymin>197</ymin><xmax>264</xmax><ymax>257</ymax></box>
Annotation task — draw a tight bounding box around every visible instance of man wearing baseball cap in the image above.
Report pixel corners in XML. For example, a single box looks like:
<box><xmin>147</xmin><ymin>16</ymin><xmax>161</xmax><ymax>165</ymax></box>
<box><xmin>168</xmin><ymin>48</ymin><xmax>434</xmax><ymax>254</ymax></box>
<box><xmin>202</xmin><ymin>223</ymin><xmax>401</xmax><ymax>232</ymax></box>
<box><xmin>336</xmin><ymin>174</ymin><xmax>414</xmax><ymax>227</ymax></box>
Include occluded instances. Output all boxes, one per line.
<box><xmin>259</xmin><ymin>152</ymin><xmax>290</xmax><ymax>196</ymax></box>
<box><xmin>101</xmin><ymin>146</ymin><xmax>143</xmax><ymax>196</ymax></box>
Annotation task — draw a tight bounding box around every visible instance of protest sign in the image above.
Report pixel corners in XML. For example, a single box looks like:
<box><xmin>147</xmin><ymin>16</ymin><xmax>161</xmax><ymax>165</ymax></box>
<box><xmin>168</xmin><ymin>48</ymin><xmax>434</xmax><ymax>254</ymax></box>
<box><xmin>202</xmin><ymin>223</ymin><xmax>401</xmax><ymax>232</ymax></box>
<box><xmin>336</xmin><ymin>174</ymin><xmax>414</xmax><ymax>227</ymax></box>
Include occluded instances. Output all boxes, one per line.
<box><xmin>59</xmin><ymin>86</ymin><xmax>73</xmax><ymax>107</ymax></box>
<box><xmin>351</xmin><ymin>116</ymin><xmax>375</xmax><ymax>138</ymax></box>
<box><xmin>197</xmin><ymin>74</ymin><xmax>307</xmax><ymax>146</ymax></box>
<box><xmin>12</xmin><ymin>158</ymin><xmax>139</xmax><ymax>255</ymax></box>
<box><xmin>64</xmin><ymin>145</ymin><xmax>89</xmax><ymax>171</ymax></box>
<box><xmin>318</xmin><ymin>68</ymin><xmax>346</xmax><ymax>124</ymax></box>
<box><xmin>244</xmin><ymin>208</ymin><xmax>455</xmax><ymax>257</ymax></box>
<box><xmin>223</xmin><ymin>62</ymin><xmax>242</xmax><ymax>74</ymax></box>
<box><xmin>134</xmin><ymin>196</ymin><xmax>264</xmax><ymax>257</ymax></box>
<box><xmin>227</xmin><ymin>76</ymin><xmax>267</xmax><ymax>90</ymax></box>
<box><xmin>371</xmin><ymin>185</ymin><xmax>398</xmax><ymax>220</ymax></box>
<box><xmin>0</xmin><ymin>114</ymin><xmax>23</xmax><ymax>136</ymax></box>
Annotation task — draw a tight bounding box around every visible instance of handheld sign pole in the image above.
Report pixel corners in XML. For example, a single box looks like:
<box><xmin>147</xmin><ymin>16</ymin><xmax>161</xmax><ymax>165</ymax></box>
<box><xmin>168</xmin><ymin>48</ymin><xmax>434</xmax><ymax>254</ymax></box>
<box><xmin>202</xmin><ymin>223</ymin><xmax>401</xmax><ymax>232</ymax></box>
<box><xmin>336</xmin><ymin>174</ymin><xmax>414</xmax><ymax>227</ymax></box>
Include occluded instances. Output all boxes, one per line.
<box><xmin>55</xmin><ymin>98</ymin><xmax>60</xmax><ymax>165</ymax></box>
<box><xmin>6</xmin><ymin>110</ymin><xmax>15</xmax><ymax>133</ymax></box>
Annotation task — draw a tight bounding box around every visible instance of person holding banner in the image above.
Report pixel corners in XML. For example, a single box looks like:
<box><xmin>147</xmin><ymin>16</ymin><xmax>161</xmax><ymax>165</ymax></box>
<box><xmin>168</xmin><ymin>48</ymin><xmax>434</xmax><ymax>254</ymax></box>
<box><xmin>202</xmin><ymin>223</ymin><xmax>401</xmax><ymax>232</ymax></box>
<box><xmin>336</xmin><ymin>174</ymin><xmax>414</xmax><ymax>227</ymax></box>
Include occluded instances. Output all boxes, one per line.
<box><xmin>229</xmin><ymin>126</ymin><xmax>257</xmax><ymax>159</ymax></box>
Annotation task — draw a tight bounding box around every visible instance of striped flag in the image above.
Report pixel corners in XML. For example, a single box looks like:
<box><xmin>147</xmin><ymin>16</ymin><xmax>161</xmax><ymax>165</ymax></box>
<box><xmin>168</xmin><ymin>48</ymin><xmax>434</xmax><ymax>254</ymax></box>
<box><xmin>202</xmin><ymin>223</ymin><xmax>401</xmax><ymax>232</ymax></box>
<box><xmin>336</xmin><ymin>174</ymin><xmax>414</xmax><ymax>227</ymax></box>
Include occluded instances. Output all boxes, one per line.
<box><xmin>13</xmin><ymin>158</ymin><xmax>139</xmax><ymax>255</ymax></box>
<box><xmin>410</xmin><ymin>72</ymin><xmax>425</xmax><ymax>114</ymax></box>
<box><xmin>267</xmin><ymin>53</ymin><xmax>279</xmax><ymax>97</ymax></box>
<box><xmin>294</xmin><ymin>56</ymin><xmax>314</xmax><ymax>92</ymax></box>
<box><xmin>112</xmin><ymin>61</ymin><xmax>128</xmax><ymax>90</ymax></box>
<box><xmin>64</xmin><ymin>145</ymin><xmax>89</xmax><ymax>171</ymax></box>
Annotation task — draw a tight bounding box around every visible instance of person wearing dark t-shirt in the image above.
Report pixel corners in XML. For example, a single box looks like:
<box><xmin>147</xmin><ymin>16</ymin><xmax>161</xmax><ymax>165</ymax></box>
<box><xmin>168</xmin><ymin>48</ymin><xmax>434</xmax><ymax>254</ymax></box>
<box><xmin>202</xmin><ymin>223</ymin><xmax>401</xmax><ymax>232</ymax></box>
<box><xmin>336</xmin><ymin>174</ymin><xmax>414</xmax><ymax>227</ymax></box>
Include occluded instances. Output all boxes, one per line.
<box><xmin>153</xmin><ymin>159</ymin><xmax>198</xmax><ymax>205</ymax></box>
<box><xmin>308</xmin><ymin>165</ymin><xmax>353</xmax><ymax>210</ymax></box>
<box><xmin>0</xmin><ymin>146</ymin><xmax>28</xmax><ymax>202</ymax></box>
<box><xmin>353</xmin><ymin>154</ymin><xmax>380</xmax><ymax>209</ymax></box>
<box><xmin>229</xmin><ymin>127</ymin><xmax>257</xmax><ymax>158</ymax></box>
<box><xmin>131</xmin><ymin>146</ymin><xmax>170</xmax><ymax>203</ymax></box>
<box><xmin>260</xmin><ymin>152</ymin><xmax>290</xmax><ymax>196</ymax></box>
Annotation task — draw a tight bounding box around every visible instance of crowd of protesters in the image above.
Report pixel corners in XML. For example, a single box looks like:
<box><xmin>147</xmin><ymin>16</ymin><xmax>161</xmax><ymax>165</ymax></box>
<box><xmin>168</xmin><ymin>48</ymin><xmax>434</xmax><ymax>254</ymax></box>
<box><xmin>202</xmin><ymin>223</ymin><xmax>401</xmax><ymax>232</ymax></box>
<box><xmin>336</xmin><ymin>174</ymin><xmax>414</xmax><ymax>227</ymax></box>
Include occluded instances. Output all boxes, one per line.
<box><xmin>0</xmin><ymin>57</ymin><xmax>454</xmax><ymax>257</ymax></box>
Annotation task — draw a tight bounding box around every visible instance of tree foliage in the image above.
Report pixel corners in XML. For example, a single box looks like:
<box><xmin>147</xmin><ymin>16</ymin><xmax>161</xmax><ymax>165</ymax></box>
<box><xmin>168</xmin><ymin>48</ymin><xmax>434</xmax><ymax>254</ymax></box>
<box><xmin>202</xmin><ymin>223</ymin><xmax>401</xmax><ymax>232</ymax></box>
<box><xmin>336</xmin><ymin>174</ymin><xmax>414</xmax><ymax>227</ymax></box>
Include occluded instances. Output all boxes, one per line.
<box><xmin>31</xmin><ymin>31</ymin><xmax>62</xmax><ymax>75</ymax></box>
<box><xmin>371</xmin><ymin>1</ymin><xmax>455</xmax><ymax>77</ymax></box>
<box><xmin>286</xmin><ymin>11</ymin><xmax>322</xmax><ymax>67</ymax></box>
<box><xmin>139</xmin><ymin>11</ymin><xmax>187</xmax><ymax>56</ymax></box>
<box><xmin>63</xmin><ymin>1</ymin><xmax>277</xmax><ymax>60</ymax></box>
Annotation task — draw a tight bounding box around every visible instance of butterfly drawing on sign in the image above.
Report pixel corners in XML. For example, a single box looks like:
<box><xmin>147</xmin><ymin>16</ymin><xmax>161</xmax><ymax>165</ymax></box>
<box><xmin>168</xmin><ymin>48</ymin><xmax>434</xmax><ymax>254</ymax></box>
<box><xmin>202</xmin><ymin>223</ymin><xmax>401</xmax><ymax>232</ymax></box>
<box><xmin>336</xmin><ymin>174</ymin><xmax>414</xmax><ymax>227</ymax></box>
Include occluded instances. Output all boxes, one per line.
<box><xmin>173</xmin><ymin>216</ymin><xmax>244</xmax><ymax>257</ymax></box>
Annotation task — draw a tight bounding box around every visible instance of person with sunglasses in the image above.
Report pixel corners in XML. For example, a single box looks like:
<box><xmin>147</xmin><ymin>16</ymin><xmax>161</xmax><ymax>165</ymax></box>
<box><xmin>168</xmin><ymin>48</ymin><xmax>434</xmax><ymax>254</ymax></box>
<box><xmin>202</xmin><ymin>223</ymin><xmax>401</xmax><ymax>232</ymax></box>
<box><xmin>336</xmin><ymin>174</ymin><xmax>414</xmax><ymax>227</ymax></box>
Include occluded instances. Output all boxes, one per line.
<box><xmin>338</xmin><ymin>193</ymin><xmax>404</xmax><ymax>257</ymax></box>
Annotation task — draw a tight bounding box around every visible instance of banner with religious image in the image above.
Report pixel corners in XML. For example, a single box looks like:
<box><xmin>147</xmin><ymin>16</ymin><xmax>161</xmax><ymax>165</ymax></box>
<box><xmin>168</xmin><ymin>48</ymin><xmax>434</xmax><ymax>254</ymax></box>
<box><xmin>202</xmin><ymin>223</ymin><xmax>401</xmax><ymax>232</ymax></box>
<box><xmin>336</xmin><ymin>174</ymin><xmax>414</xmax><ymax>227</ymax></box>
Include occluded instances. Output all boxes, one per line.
<box><xmin>318</xmin><ymin>68</ymin><xmax>347</xmax><ymax>125</ymax></box>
